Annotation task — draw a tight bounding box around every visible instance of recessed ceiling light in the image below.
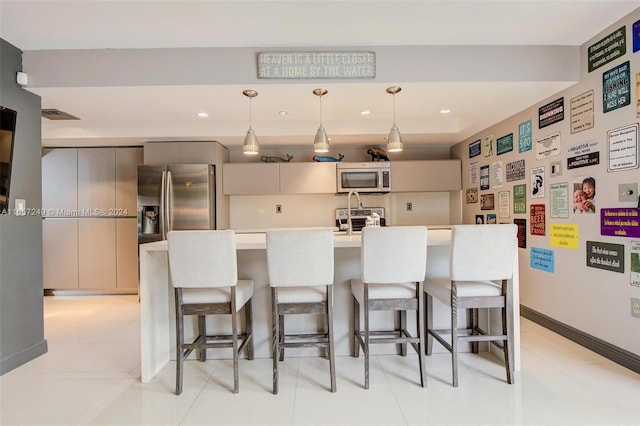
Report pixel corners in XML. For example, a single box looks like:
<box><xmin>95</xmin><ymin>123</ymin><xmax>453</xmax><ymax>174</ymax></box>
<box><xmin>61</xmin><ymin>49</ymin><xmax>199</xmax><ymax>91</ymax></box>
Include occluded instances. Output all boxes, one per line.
<box><xmin>361</xmin><ymin>110</ymin><xmax>371</xmax><ymax>115</ymax></box>
<box><xmin>439</xmin><ymin>109</ymin><xmax>451</xmax><ymax>114</ymax></box>
<box><xmin>279</xmin><ymin>111</ymin><xmax>289</xmax><ymax>116</ymax></box>
<box><xmin>197</xmin><ymin>111</ymin><xmax>208</xmax><ymax>118</ymax></box>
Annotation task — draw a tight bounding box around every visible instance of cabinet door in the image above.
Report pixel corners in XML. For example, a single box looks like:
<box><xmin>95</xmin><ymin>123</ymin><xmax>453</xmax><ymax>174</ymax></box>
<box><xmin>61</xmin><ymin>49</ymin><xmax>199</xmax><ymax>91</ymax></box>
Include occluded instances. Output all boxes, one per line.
<box><xmin>222</xmin><ymin>163</ymin><xmax>280</xmax><ymax>194</ymax></box>
<box><xmin>78</xmin><ymin>218</ymin><xmax>116</xmax><ymax>289</ymax></box>
<box><xmin>143</xmin><ymin>142</ymin><xmax>180</xmax><ymax>165</ymax></box>
<box><xmin>78</xmin><ymin>148</ymin><xmax>116</xmax><ymax>213</ymax></box>
<box><xmin>391</xmin><ymin>160</ymin><xmax>462</xmax><ymax>192</ymax></box>
<box><xmin>279</xmin><ymin>162</ymin><xmax>337</xmax><ymax>194</ymax></box>
<box><xmin>179</xmin><ymin>142</ymin><xmax>218</xmax><ymax>164</ymax></box>
<box><xmin>116</xmin><ymin>218</ymin><xmax>138</xmax><ymax>289</ymax></box>
<box><xmin>115</xmin><ymin>147</ymin><xmax>143</xmax><ymax>214</ymax></box>
<box><xmin>42</xmin><ymin>148</ymin><xmax>77</xmax><ymax>216</ymax></box>
<box><xmin>42</xmin><ymin>218</ymin><xmax>78</xmax><ymax>289</ymax></box>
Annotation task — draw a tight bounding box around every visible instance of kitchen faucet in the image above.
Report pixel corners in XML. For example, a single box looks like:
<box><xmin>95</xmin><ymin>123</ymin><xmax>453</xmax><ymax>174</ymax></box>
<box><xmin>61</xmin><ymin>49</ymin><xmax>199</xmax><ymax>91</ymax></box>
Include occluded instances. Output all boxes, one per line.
<box><xmin>347</xmin><ymin>190</ymin><xmax>363</xmax><ymax>235</ymax></box>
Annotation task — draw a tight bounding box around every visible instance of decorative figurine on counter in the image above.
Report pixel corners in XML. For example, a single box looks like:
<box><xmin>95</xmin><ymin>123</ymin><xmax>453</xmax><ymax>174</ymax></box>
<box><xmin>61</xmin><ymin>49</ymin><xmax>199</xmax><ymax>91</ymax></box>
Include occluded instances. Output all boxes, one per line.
<box><xmin>313</xmin><ymin>153</ymin><xmax>344</xmax><ymax>162</ymax></box>
<box><xmin>260</xmin><ymin>154</ymin><xmax>293</xmax><ymax>163</ymax></box>
<box><xmin>367</xmin><ymin>147</ymin><xmax>390</xmax><ymax>161</ymax></box>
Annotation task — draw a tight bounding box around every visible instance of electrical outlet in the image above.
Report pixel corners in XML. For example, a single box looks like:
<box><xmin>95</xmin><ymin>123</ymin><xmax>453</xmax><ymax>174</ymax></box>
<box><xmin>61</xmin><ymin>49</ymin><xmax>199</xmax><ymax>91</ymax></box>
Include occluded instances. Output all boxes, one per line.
<box><xmin>406</xmin><ymin>202</ymin><xmax>413</xmax><ymax>212</ymax></box>
<box><xmin>276</xmin><ymin>204</ymin><xmax>282</xmax><ymax>214</ymax></box>
<box><xmin>618</xmin><ymin>183</ymin><xmax>638</xmax><ymax>202</ymax></box>
<box><xmin>632</xmin><ymin>298</ymin><xmax>640</xmax><ymax>319</ymax></box>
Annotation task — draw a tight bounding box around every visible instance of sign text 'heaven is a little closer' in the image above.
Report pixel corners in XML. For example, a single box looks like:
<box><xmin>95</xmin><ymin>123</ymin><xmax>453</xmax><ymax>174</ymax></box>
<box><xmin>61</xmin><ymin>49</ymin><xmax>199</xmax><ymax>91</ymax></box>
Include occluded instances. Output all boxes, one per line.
<box><xmin>258</xmin><ymin>52</ymin><xmax>375</xmax><ymax>79</ymax></box>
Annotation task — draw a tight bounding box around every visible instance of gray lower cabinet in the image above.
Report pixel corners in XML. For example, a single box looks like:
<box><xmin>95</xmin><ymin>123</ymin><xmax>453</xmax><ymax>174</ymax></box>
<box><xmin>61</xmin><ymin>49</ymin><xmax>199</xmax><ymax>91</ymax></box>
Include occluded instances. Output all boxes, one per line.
<box><xmin>78</xmin><ymin>219</ymin><xmax>117</xmax><ymax>289</ymax></box>
<box><xmin>116</xmin><ymin>218</ymin><xmax>138</xmax><ymax>289</ymax></box>
<box><xmin>42</xmin><ymin>218</ymin><xmax>78</xmax><ymax>289</ymax></box>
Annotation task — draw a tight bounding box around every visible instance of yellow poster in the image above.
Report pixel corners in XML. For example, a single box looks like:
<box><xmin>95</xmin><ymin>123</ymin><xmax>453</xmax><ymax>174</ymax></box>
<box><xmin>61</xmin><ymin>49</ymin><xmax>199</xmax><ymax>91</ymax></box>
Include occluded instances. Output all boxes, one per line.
<box><xmin>636</xmin><ymin>73</ymin><xmax>640</xmax><ymax>118</ymax></box>
<box><xmin>550</xmin><ymin>224</ymin><xmax>579</xmax><ymax>249</ymax></box>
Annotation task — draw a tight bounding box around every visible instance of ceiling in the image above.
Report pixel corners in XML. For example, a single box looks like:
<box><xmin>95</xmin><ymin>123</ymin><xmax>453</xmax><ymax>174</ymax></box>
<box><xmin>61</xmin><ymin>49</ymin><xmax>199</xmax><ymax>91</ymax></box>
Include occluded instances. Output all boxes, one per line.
<box><xmin>1</xmin><ymin>1</ymin><xmax>638</xmax><ymax>152</ymax></box>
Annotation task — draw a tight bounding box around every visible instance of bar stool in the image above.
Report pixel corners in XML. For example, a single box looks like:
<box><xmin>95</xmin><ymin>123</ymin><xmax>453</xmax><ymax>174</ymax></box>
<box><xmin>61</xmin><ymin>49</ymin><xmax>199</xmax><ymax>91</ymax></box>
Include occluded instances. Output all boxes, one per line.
<box><xmin>425</xmin><ymin>224</ymin><xmax>517</xmax><ymax>387</ymax></box>
<box><xmin>351</xmin><ymin>226</ymin><xmax>428</xmax><ymax>389</ymax></box>
<box><xmin>167</xmin><ymin>230</ymin><xmax>254</xmax><ymax>395</ymax></box>
<box><xmin>266</xmin><ymin>228</ymin><xmax>336</xmax><ymax>394</ymax></box>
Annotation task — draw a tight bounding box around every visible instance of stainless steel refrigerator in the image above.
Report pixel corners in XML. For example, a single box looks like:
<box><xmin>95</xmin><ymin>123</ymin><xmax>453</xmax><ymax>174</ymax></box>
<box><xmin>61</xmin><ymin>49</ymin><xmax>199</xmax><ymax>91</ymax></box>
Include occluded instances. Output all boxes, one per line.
<box><xmin>137</xmin><ymin>164</ymin><xmax>216</xmax><ymax>244</ymax></box>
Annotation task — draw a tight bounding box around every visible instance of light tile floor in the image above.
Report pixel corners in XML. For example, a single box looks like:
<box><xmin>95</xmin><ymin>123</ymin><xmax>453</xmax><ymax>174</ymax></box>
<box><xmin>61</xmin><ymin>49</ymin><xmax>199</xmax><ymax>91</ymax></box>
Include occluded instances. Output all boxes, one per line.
<box><xmin>1</xmin><ymin>295</ymin><xmax>638</xmax><ymax>425</ymax></box>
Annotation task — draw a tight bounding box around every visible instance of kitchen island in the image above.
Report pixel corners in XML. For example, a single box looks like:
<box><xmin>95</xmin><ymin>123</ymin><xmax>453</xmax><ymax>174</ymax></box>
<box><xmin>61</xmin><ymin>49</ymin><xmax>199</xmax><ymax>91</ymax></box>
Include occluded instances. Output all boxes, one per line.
<box><xmin>139</xmin><ymin>229</ymin><xmax>520</xmax><ymax>383</ymax></box>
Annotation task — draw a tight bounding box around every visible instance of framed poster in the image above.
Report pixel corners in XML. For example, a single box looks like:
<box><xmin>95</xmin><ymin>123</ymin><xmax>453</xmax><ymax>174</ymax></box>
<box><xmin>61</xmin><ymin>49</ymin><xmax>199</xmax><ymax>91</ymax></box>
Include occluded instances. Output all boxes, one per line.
<box><xmin>530</xmin><ymin>204</ymin><xmax>546</xmax><ymax>236</ymax></box>
<box><xmin>607</xmin><ymin>123</ymin><xmax>638</xmax><ymax>171</ymax></box>
<box><xmin>550</xmin><ymin>182</ymin><xmax>569</xmax><ymax>218</ymax></box>
<box><xmin>603</xmin><ymin>61</ymin><xmax>631</xmax><ymax>113</ymax></box>
<box><xmin>513</xmin><ymin>184</ymin><xmax>527</xmax><ymax>214</ymax></box>
<box><xmin>530</xmin><ymin>167</ymin><xmax>545</xmax><ymax>199</ymax></box>
<box><xmin>518</xmin><ymin>120</ymin><xmax>533</xmax><ymax>153</ymax></box>
<box><xmin>496</xmin><ymin>133</ymin><xmax>513</xmax><ymax>155</ymax></box>
<box><xmin>498</xmin><ymin>191</ymin><xmax>510</xmax><ymax>218</ymax></box>
<box><xmin>480</xmin><ymin>193</ymin><xmax>495</xmax><ymax>210</ymax></box>
<box><xmin>483</xmin><ymin>135</ymin><xmax>494</xmax><ymax>158</ymax></box>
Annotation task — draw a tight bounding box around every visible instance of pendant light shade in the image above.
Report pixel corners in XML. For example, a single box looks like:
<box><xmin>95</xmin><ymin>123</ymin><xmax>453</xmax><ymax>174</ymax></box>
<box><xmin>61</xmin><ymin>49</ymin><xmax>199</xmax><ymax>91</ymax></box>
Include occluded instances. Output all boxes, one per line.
<box><xmin>313</xmin><ymin>88</ymin><xmax>330</xmax><ymax>153</ymax></box>
<box><xmin>386</xmin><ymin>86</ymin><xmax>403</xmax><ymax>153</ymax></box>
<box><xmin>242</xmin><ymin>89</ymin><xmax>259</xmax><ymax>155</ymax></box>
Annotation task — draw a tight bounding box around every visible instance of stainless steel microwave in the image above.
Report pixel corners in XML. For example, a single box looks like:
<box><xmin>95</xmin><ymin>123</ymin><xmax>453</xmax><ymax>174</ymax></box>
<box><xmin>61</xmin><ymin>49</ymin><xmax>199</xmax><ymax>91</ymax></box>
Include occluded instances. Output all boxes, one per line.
<box><xmin>336</xmin><ymin>162</ymin><xmax>391</xmax><ymax>193</ymax></box>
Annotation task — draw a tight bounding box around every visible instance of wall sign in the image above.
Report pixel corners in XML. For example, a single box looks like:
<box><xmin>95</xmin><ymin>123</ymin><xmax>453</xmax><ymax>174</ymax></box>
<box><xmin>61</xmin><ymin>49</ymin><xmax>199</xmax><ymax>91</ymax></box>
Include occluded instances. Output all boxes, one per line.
<box><xmin>588</xmin><ymin>26</ymin><xmax>626</xmax><ymax>72</ymax></box>
<box><xmin>567</xmin><ymin>139</ymin><xmax>600</xmax><ymax>170</ymax></box>
<box><xmin>550</xmin><ymin>182</ymin><xmax>569</xmax><ymax>219</ymax></box>
<box><xmin>483</xmin><ymin>135</ymin><xmax>494</xmax><ymax>158</ymax></box>
<box><xmin>631</xmin><ymin>241</ymin><xmax>640</xmax><ymax>287</ymax></box>
<box><xmin>634</xmin><ymin>20</ymin><xmax>640</xmax><ymax>53</ymax></box>
<box><xmin>513</xmin><ymin>184</ymin><xmax>527</xmax><ymax>214</ymax></box>
<box><xmin>480</xmin><ymin>164</ymin><xmax>490</xmax><ymax>190</ymax></box>
<box><xmin>498</xmin><ymin>191</ymin><xmax>510</xmax><ymax>218</ymax></box>
<box><xmin>506</xmin><ymin>159</ymin><xmax>525</xmax><ymax>182</ymax></box>
<box><xmin>530</xmin><ymin>204</ymin><xmax>546</xmax><ymax>236</ymax></box>
<box><xmin>466</xmin><ymin>188</ymin><xmax>478</xmax><ymax>204</ymax></box>
<box><xmin>536</xmin><ymin>132</ymin><xmax>561</xmax><ymax>159</ymax></box>
<box><xmin>469</xmin><ymin>161</ymin><xmax>478</xmax><ymax>184</ymax></box>
<box><xmin>603</xmin><ymin>61</ymin><xmax>631</xmax><ymax>113</ymax></box>
<box><xmin>257</xmin><ymin>51</ymin><xmax>375</xmax><ymax>79</ymax></box>
<box><xmin>518</xmin><ymin>120</ymin><xmax>533</xmax><ymax>153</ymax></box>
<box><xmin>514</xmin><ymin>218</ymin><xmax>527</xmax><ymax>248</ymax></box>
<box><xmin>586</xmin><ymin>241</ymin><xmax>624</xmax><ymax>273</ymax></box>
<box><xmin>469</xmin><ymin>140</ymin><xmax>481</xmax><ymax>158</ymax></box>
<box><xmin>538</xmin><ymin>98</ymin><xmax>564</xmax><ymax>129</ymax></box>
<box><xmin>530</xmin><ymin>166</ymin><xmax>545</xmax><ymax>199</ymax></box>
<box><xmin>570</xmin><ymin>90</ymin><xmax>594</xmax><ymax>134</ymax></box>
<box><xmin>491</xmin><ymin>161</ymin><xmax>503</xmax><ymax>188</ymax></box>
<box><xmin>607</xmin><ymin>123</ymin><xmax>638</xmax><ymax>171</ymax></box>
<box><xmin>531</xmin><ymin>247</ymin><xmax>554</xmax><ymax>272</ymax></box>
<box><xmin>486</xmin><ymin>213</ymin><xmax>497</xmax><ymax>224</ymax></box>
<box><xmin>550</xmin><ymin>224</ymin><xmax>579</xmax><ymax>249</ymax></box>
<box><xmin>601</xmin><ymin>208</ymin><xmax>640</xmax><ymax>238</ymax></box>
<box><xmin>480</xmin><ymin>193</ymin><xmax>495</xmax><ymax>210</ymax></box>
<box><xmin>496</xmin><ymin>133</ymin><xmax>513</xmax><ymax>155</ymax></box>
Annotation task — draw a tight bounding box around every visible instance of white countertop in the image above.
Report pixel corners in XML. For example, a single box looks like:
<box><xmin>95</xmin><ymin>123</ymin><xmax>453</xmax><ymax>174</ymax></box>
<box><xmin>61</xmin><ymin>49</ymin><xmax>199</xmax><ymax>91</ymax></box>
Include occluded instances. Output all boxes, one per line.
<box><xmin>140</xmin><ymin>227</ymin><xmax>452</xmax><ymax>252</ymax></box>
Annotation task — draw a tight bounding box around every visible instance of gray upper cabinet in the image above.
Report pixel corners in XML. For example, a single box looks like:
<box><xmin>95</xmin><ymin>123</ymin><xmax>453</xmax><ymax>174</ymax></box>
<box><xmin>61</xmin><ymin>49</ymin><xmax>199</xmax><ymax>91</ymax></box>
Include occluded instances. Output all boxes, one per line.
<box><xmin>116</xmin><ymin>147</ymin><xmax>143</xmax><ymax>213</ymax></box>
<box><xmin>279</xmin><ymin>162</ymin><xmax>337</xmax><ymax>194</ymax></box>
<box><xmin>390</xmin><ymin>160</ymin><xmax>462</xmax><ymax>192</ymax></box>
<box><xmin>42</xmin><ymin>148</ymin><xmax>77</xmax><ymax>215</ymax></box>
<box><xmin>143</xmin><ymin>141</ymin><xmax>220</xmax><ymax>165</ymax></box>
<box><xmin>78</xmin><ymin>148</ymin><xmax>116</xmax><ymax>213</ymax></box>
<box><xmin>222</xmin><ymin>163</ymin><xmax>280</xmax><ymax>195</ymax></box>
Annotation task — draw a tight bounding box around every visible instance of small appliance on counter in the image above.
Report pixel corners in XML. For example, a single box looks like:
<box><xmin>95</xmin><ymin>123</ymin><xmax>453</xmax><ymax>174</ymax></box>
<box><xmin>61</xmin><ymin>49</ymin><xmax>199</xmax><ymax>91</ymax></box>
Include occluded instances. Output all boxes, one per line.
<box><xmin>335</xmin><ymin>207</ymin><xmax>385</xmax><ymax>233</ymax></box>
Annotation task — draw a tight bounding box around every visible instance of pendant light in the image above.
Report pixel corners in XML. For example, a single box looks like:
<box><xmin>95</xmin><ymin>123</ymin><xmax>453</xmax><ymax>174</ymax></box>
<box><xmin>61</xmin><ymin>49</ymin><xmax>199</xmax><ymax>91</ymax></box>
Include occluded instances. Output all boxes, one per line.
<box><xmin>313</xmin><ymin>88</ymin><xmax>330</xmax><ymax>153</ymax></box>
<box><xmin>386</xmin><ymin>86</ymin><xmax>403</xmax><ymax>153</ymax></box>
<box><xmin>242</xmin><ymin>89</ymin><xmax>259</xmax><ymax>155</ymax></box>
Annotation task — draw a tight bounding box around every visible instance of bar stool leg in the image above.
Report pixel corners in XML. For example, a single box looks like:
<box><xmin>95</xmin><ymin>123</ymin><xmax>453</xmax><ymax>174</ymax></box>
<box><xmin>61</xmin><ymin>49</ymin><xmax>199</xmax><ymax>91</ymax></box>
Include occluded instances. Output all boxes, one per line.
<box><xmin>352</xmin><ymin>296</ymin><xmax>360</xmax><ymax>357</ymax></box>
<box><xmin>364</xmin><ymin>283</ymin><xmax>370</xmax><ymax>390</ymax></box>
<box><xmin>327</xmin><ymin>285</ymin><xmax>337</xmax><ymax>392</ymax></box>
<box><xmin>271</xmin><ymin>287</ymin><xmax>280</xmax><ymax>395</ymax></box>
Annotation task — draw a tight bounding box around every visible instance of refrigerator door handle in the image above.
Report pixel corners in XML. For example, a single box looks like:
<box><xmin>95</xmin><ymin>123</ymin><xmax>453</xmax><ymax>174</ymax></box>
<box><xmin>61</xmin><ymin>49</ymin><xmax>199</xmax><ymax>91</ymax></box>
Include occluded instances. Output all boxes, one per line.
<box><xmin>160</xmin><ymin>170</ymin><xmax>167</xmax><ymax>240</ymax></box>
<box><xmin>166</xmin><ymin>170</ymin><xmax>173</xmax><ymax>233</ymax></box>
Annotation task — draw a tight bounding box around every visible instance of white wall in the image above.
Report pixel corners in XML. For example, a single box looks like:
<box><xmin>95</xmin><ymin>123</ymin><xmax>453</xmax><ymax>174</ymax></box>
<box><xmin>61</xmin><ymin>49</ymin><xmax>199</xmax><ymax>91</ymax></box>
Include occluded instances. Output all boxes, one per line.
<box><xmin>450</xmin><ymin>9</ymin><xmax>640</xmax><ymax>356</ymax></box>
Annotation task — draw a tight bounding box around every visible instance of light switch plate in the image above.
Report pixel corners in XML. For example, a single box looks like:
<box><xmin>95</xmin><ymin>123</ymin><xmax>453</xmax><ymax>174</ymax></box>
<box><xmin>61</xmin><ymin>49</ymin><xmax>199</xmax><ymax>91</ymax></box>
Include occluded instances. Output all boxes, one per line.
<box><xmin>632</xmin><ymin>298</ymin><xmax>640</xmax><ymax>319</ymax></box>
<box><xmin>618</xmin><ymin>183</ymin><xmax>638</xmax><ymax>202</ymax></box>
<box><xmin>15</xmin><ymin>198</ymin><xmax>26</xmax><ymax>215</ymax></box>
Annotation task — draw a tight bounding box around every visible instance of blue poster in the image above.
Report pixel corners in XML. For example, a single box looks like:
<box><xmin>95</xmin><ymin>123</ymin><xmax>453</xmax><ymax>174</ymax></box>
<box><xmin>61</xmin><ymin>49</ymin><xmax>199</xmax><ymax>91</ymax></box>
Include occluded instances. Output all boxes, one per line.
<box><xmin>603</xmin><ymin>61</ymin><xmax>630</xmax><ymax>113</ymax></box>
<box><xmin>530</xmin><ymin>247</ymin><xmax>554</xmax><ymax>272</ymax></box>
<box><xmin>497</xmin><ymin>133</ymin><xmax>514</xmax><ymax>155</ymax></box>
<box><xmin>633</xmin><ymin>19</ymin><xmax>640</xmax><ymax>53</ymax></box>
<box><xmin>518</xmin><ymin>120</ymin><xmax>532</xmax><ymax>152</ymax></box>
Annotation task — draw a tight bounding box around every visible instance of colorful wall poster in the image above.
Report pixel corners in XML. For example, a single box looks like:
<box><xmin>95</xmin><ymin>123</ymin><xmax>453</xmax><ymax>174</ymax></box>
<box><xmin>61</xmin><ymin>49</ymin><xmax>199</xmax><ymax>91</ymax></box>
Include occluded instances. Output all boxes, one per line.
<box><xmin>573</xmin><ymin>176</ymin><xmax>596</xmax><ymax>214</ymax></box>
<box><xmin>607</xmin><ymin>123</ymin><xmax>638</xmax><ymax>171</ymax></box>
<box><xmin>631</xmin><ymin>241</ymin><xmax>640</xmax><ymax>287</ymax></box>
<box><xmin>491</xmin><ymin>161</ymin><xmax>503</xmax><ymax>188</ymax></box>
<box><xmin>536</xmin><ymin>132</ymin><xmax>561</xmax><ymax>159</ymax></box>
<box><xmin>466</xmin><ymin>188</ymin><xmax>478</xmax><ymax>203</ymax></box>
<box><xmin>518</xmin><ymin>119</ymin><xmax>533</xmax><ymax>153</ymax></box>
<box><xmin>549</xmin><ymin>182</ymin><xmax>569</xmax><ymax>218</ymax></box>
<box><xmin>601</xmin><ymin>208</ymin><xmax>640</xmax><ymax>238</ymax></box>
<box><xmin>480</xmin><ymin>164</ymin><xmax>490</xmax><ymax>190</ymax></box>
<box><xmin>506</xmin><ymin>159</ymin><xmax>525</xmax><ymax>182</ymax></box>
<box><xmin>483</xmin><ymin>135</ymin><xmax>494</xmax><ymax>158</ymax></box>
<box><xmin>513</xmin><ymin>184</ymin><xmax>527</xmax><ymax>214</ymax></box>
<box><xmin>486</xmin><ymin>213</ymin><xmax>497</xmax><ymax>224</ymax></box>
<box><xmin>480</xmin><ymin>193</ymin><xmax>495</xmax><ymax>210</ymax></box>
<box><xmin>514</xmin><ymin>218</ymin><xmax>527</xmax><ymax>248</ymax></box>
<box><xmin>603</xmin><ymin>61</ymin><xmax>631</xmax><ymax>113</ymax></box>
<box><xmin>497</xmin><ymin>133</ymin><xmax>513</xmax><ymax>155</ymax></box>
<box><xmin>634</xmin><ymin>19</ymin><xmax>640</xmax><ymax>53</ymax></box>
<box><xmin>469</xmin><ymin>139</ymin><xmax>481</xmax><ymax>158</ymax></box>
<box><xmin>531</xmin><ymin>247</ymin><xmax>554</xmax><ymax>272</ymax></box>
<box><xmin>567</xmin><ymin>139</ymin><xmax>600</xmax><ymax>170</ymax></box>
<box><xmin>530</xmin><ymin>204</ymin><xmax>546</xmax><ymax>236</ymax></box>
<box><xmin>550</xmin><ymin>224</ymin><xmax>579</xmax><ymax>249</ymax></box>
<box><xmin>588</xmin><ymin>26</ymin><xmax>626</xmax><ymax>72</ymax></box>
<box><xmin>637</xmin><ymin>73</ymin><xmax>640</xmax><ymax>118</ymax></box>
<box><xmin>476</xmin><ymin>214</ymin><xmax>485</xmax><ymax>224</ymax></box>
<box><xmin>570</xmin><ymin>90</ymin><xmax>594</xmax><ymax>134</ymax></box>
<box><xmin>498</xmin><ymin>191</ymin><xmax>510</xmax><ymax>218</ymax></box>
<box><xmin>530</xmin><ymin>166</ymin><xmax>545</xmax><ymax>199</ymax></box>
<box><xmin>586</xmin><ymin>241</ymin><xmax>624</xmax><ymax>273</ymax></box>
<box><xmin>538</xmin><ymin>97</ymin><xmax>564</xmax><ymax>129</ymax></box>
